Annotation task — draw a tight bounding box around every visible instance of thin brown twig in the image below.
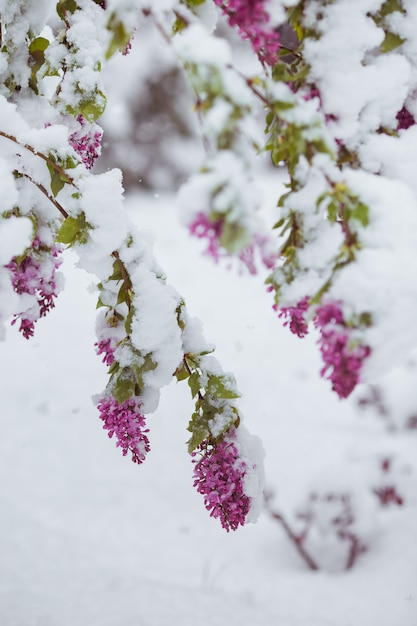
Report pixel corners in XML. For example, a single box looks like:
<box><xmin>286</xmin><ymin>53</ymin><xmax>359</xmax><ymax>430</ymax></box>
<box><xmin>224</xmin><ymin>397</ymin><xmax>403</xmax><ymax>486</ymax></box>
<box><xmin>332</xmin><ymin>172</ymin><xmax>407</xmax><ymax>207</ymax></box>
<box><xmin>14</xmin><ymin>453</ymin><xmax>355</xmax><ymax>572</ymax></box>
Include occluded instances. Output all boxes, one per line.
<box><xmin>279</xmin><ymin>44</ymin><xmax>303</xmax><ymax>61</ymax></box>
<box><xmin>0</xmin><ymin>130</ymin><xmax>76</xmax><ymax>186</ymax></box>
<box><xmin>264</xmin><ymin>495</ymin><xmax>319</xmax><ymax>571</ymax></box>
<box><xmin>21</xmin><ymin>172</ymin><xmax>69</xmax><ymax>219</ymax></box>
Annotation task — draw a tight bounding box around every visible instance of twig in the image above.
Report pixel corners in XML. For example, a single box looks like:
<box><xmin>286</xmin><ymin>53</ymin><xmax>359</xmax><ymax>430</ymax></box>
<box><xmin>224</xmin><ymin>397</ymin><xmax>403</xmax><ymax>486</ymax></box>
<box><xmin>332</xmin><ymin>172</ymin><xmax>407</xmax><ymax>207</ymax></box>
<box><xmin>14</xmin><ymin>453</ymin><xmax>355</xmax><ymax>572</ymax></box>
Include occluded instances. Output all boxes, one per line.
<box><xmin>264</xmin><ymin>494</ymin><xmax>319</xmax><ymax>571</ymax></box>
<box><xmin>0</xmin><ymin>130</ymin><xmax>75</xmax><ymax>186</ymax></box>
<box><xmin>21</xmin><ymin>172</ymin><xmax>69</xmax><ymax>219</ymax></box>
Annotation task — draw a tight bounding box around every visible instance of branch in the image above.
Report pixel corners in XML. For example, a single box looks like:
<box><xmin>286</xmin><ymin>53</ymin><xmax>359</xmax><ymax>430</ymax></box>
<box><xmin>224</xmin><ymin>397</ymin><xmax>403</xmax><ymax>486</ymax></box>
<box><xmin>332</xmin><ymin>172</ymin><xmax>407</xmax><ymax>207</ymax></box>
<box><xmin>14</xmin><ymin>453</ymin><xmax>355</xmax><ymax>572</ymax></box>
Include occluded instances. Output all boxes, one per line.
<box><xmin>21</xmin><ymin>172</ymin><xmax>69</xmax><ymax>219</ymax></box>
<box><xmin>264</xmin><ymin>494</ymin><xmax>319</xmax><ymax>571</ymax></box>
<box><xmin>150</xmin><ymin>11</ymin><xmax>211</xmax><ymax>154</ymax></box>
<box><xmin>0</xmin><ymin>130</ymin><xmax>76</xmax><ymax>186</ymax></box>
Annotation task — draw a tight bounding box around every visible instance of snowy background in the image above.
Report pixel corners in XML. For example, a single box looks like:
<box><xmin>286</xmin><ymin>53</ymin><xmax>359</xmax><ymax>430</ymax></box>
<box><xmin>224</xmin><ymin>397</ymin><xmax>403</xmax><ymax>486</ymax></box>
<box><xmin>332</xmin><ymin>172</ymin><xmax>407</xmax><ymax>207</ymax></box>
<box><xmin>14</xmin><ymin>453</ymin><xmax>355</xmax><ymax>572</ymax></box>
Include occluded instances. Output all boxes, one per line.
<box><xmin>1</xmin><ymin>16</ymin><xmax>417</xmax><ymax>626</ymax></box>
<box><xmin>1</xmin><ymin>192</ymin><xmax>416</xmax><ymax>625</ymax></box>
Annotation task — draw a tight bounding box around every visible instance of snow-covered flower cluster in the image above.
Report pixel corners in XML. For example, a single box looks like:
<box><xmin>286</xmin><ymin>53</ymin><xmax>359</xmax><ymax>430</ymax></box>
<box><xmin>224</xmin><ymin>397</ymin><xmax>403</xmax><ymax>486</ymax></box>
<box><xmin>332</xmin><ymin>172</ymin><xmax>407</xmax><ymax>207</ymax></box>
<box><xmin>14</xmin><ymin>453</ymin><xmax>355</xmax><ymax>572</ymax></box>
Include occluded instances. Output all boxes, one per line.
<box><xmin>276</xmin><ymin>295</ymin><xmax>309</xmax><ymax>339</ymax></box>
<box><xmin>277</xmin><ymin>297</ymin><xmax>370</xmax><ymax>397</ymax></box>
<box><xmin>189</xmin><ymin>212</ymin><xmax>277</xmax><ymax>274</ymax></box>
<box><xmin>5</xmin><ymin>238</ymin><xmax>63</xmax><ymax>339</ymax></box>
<box><xmin>213</xmin><ymin>0</ymin><xmax>280</xmax><ymax>65</ymax></box>
<box><xmin>192</xmin><ymin>425</ymin><xmax>264</xmax><ymax>531</ymax></box>
<box><xmin>314</xmin><ymin>302</ymin><xmax>371</xmax><ymax>399</ymax></box>
<box><xmin>192</xmin><ymin>435</ymin><xmax>250</xmax><ymax>531</ymax></box>
<box><xmin>97</xmin><ymin>395</ymin><xmax>150</xmax><ymax>464</ymax></box>
<box><xmin>69</xmin><ymin>115</ymin><xmax>103</xmax><ymax>170</ymax></box>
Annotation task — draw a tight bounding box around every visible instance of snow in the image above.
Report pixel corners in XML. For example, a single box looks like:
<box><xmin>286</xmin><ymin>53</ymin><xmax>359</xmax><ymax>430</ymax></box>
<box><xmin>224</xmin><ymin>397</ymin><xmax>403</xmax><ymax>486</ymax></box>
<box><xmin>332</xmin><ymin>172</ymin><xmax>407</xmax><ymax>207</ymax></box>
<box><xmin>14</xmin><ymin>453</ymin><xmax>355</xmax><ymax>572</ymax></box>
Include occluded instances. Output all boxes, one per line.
<box><xmin>1</xmin><ymin>193</ymin><xmax>416</xmax><ymax>626</ymax></box>
<box><xmin>1</xmin><ymin>2</ymin><xmax>417</xmax><ymax>624</ymax></box>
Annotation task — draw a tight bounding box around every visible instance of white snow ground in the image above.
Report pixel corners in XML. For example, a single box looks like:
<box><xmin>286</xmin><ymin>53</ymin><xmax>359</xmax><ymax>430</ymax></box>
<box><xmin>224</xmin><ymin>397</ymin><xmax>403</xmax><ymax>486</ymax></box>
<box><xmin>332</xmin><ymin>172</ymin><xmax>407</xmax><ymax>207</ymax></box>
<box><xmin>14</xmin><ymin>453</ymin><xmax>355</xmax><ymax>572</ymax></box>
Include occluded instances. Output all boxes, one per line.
<box><xmin>0</xmin><ymin>192</ymin><xmax>416</xmax><ymax>626</ymax></box>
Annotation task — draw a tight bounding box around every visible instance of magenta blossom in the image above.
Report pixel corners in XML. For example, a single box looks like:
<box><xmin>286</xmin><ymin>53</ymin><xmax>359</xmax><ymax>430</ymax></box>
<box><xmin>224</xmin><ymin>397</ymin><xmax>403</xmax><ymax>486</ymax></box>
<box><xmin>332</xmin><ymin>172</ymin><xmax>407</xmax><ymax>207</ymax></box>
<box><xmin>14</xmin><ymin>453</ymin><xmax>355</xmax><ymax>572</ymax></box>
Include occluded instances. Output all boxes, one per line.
<box><xmin>6</xmin><ymin>239</ymin><xmax>62</xmax><ymax>338</ymax></box>
<box><xmin>277</xmin><ymin>296</ymin><xmax>310</xmax><ymax>338</ymax></box>
<box><xmin>192</xmin><ymin>432</ymin><xmax>250</xmax><ymax>532</ymax></box>
<box><xmin>11</xmin><ymin>316</ymin><xmax>35</xmax><ymax>339</ymax></box>
<box><xmin>189</xmin><ymin>212</ymin><xmax>223</xmax><ymax>262</ymax></box>
<box><xmin>95</xmin><ymin>338</ymin><xmax>116</xmax><ymax>366</ymax></box>
<box><xmin>97</xmin><ymin>395</ymin><xmax>150</xmax><ymax>464</ymax></box>
<box><xmin>214</xmin><ymin>0</ymin><xmax>279</xmax><ymax>66</ymax></box>
<box><xmin>238</xmin><ymin>234</ymin><xmax>277</xmax><ymax>275</ymax></box>
<box><xmin>69</xmin><ymin>115</ymin><xmax>102</xmax><ymax>169</ymax></box>
<box><xmin>314</xmin><ymin>302</ymin><xmax>371</xmax><ymax>399</ymax></box>
<box><xmin>396</xmin><ymin>106</ymin><xmax>415</xmax><ymax>131</ymax></box>
<box><xmin>189</xmin><ymin>213</ymin><xmax>277</xmax><ymax>274</ymax></box>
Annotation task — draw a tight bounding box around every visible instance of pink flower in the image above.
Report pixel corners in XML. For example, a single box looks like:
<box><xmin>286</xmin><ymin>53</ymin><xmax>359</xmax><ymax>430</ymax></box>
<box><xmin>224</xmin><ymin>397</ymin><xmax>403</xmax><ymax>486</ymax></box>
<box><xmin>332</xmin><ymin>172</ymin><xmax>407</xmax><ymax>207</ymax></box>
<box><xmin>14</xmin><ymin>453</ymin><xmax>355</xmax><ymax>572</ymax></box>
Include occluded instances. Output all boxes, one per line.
<box><xmin>5</xmin><ymin>239</ymin><xmax>62</xmax><ymax>338</ymax></box>
<box><xmin>214</xmin><ymin>0</ymin><xmax>279</xmax><ymax>66</ymax></box>
<box><xmin>192</xmin><ymin>431</ymin><xmax>250</xmax><ymax>532</ymax></box>
<box><xmin>97</xmin><ymin>395</ymin><xmax>150</xmax><ymax>464</ymax></box>
<box><xmin>11</xmin><ymin>317</ymin><xmax>35</xmax><ymax>340</ymax></box>
<box><xmin>238</xmin><ymin>234</ymin><xmax>277</xmax><ymax>275</ymax></box>
<box><xmin>95</xmin><ymin>338</ymin><xmax>115</xmax><ymax>366</ymax></box>
<box><xmin>69</xmin><ymin>115</ymin><xmax>102</xmax><ymax>169</ymax></box>
<box><xmin>396</xmin><ymin>106</ymin><xmax>415</xmax><ymax>130</ymax></box>
<box><xmin>189</xmin><ymin>212</ymin><xmax>223</xmax><ymax>262</ymax></box>
<box><xmin>314</xmin><ymin>302</ymin><xmax>371</xmax><ymax>399</ymax></box>
<box><xmin>189</xmin><ymin>213</ymin><xmax>277</xmax><ymax>274</ymax></box>
<box><xmin>277</xmin><ymin>296</ymin><xmax>310</xmax><ymax>338</ymax></box>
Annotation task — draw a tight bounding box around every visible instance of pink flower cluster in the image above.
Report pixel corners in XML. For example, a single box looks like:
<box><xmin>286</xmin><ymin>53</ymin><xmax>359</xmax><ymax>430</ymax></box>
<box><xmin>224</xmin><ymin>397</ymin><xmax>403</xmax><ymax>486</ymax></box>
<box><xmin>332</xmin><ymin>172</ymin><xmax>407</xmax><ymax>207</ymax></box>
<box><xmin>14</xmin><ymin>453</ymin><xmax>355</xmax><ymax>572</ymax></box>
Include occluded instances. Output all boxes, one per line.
<box><xmin>69</xmin><ymin>115</ymin><xmax>102</xmax><ymax>169</ymax></box>
<box><xmin>314</xmin><ymin>302</ymin><xmax>371</xmax><ymax>399</ymax></box>
<box><xmin>192</xmin><ymin>432</ymin><xmax>250</xmax><ymax>532</ymax></box>
<box><xmin>97</xmin><ymin>395</ymin><xmax>150</xmax><ymax>464</ymax></box>
<box><xmin>214</xmin><ymin>0</ymin><xmax>279</xmax><ymax>66</ymax></box>
<box><xmin>6</xmin><ymin>238</ymin><xmax>62</xmax><ymax>339</ymax></box>
<box><xmin>396</xmin><ymin>106</ymin><xmax>415</xmax><ymax>130</ymax></box>
<box><xmin>276</xmin><ymin>295</ymin><xmax>310</xmax><ymax>338</ymax></box>
<box><xmin>189</xmin><ymin>212</ymin><xmax>276</xmax><ymax>274</ymax></box>
<box><xmin>276</xmin><ymin>297</ymin><xmax>370</xmax><ymax>398</ymax></box>
<box><xmin>95</xmin><ymin>338</ymin><xmax>116</xmax><ymax>366</ymax></box>
<box><xmin>189</xmin><ymin>213</ymin><xmax>223</xmax><ymax>262</ymax></box>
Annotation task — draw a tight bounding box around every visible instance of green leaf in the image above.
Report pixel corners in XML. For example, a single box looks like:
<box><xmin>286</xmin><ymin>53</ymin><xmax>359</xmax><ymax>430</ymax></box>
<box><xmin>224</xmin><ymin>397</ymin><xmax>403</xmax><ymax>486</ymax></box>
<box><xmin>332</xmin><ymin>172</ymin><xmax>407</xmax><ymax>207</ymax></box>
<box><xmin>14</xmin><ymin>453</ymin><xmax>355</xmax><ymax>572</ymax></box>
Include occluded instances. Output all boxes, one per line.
<box><xmin>187</xmin><ymin>411</ymin><xmax>210</xmax><ymax>453</ymax></box>
<box><xmin>172</xmin><ymin>16</ymin><xmax>186</xmax><ymax>34</ymax></box>
<box><xmin>29</xmin><ymin>37</ymin><xmax>49</xmax><ymax>54</ymax></box>
<box><xmin>55</xmin><ymin>212</ymin><xmax>91</xmax><ymax>246</ymax></box>
<box><xmin>380</xmin><ymin>32</ymin><xmax>404</xmax><ymax>53</ymax></box>
<box><xmin>175</xmin><ymin>362</ymin><xmax>190</xmax><ymax>382</ymax></box>
<box><xmin>374</xmin><ymin>0</ymin><xmax>404</xmax><ymax>24</ymax></box>
<box><xmin>48</xmin><ymin>165</ymin><xmax>66</xmax><ymax>197</ymax></box>
<box><xmin>188</xmin><ymin>372</ymin><xmax>201</xmax><ymax>399</ymax></box>
<box><xmin>131</xmin><ymin>354</ymin><xmax>157</xmax><ymax>392</ymax></box>
<box><xmin>56</xmin><ymin>216</ymin><xmax>80</xmax><ymax>244</ymax></box>
<box><xmin>125</xmin><ymin>308</ymin><xmax>133</xmax><ymax>335</ymax></box>
<box><xmin>327</xmin><ymin>200</ymin><xmax>338</xmax><ymax>223</ymax></box>
<box><xmin>117</xmin><ymin>283</ymin><xmax>127</xmax><ymax>305</ymax></box>
<box><xmin>109</xmin><ymin>262</ymin><xmax>123</xmax><ymax>282</ymax></box>
<box><xmin>79</xmin><ymin>91</ymin><xmax>107</xmax><ymax>122</ymax></box>
<box><xmin>219</xmin><ymin>220</ymin><xmax>250</xmax><ymax>254</ymax></box>
<box><xmin>113</xmin><ymin>368</ymin><xmax>136</xmax><ymax>404</ymax></box>
<box><xmin>46</xmin><ymin>155</ymin><xmax>75</xmax><ymax>197</ymax></box>
<box><xmin>105</xmin><ymin>16</ymin><xmax>131</xmax><ymax>60</ymax></box>
<box><xmin>272</xmin><ymin>100</ymin><xmax>295</xmax><ymax>113</ymax></box>
<box><xmin>381</xmin><ymin>0</ymin><xmax>403</xmax><ymax>14</ymax></box>
<box><xmin>56</xmin><ymin>0</ymin><xmax>77</xmax><ymax>20</ymax></box>
<box><xmin>352</xmin><ymin>203</ymin><xmax>369</xmax><ymax>227</ymax></box>
<box><xmin>28</xmin><ymin>38</ymin><xmax>50</xmax><ymax>94</ymax></box>
<box><xmin>206</xmin><ymin>375</ymin><xmax>240</xmax><ymax>400</ymax></box>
